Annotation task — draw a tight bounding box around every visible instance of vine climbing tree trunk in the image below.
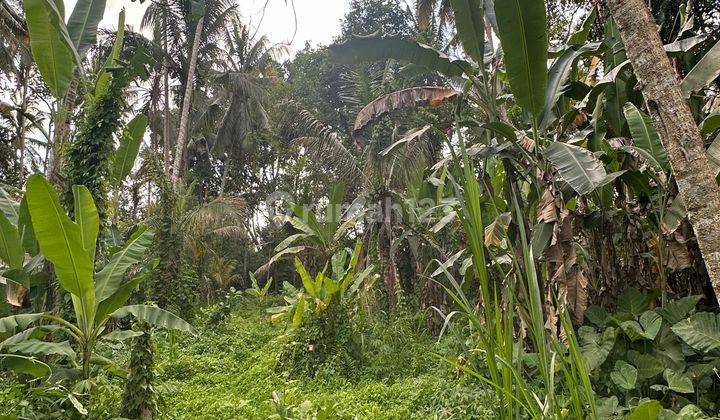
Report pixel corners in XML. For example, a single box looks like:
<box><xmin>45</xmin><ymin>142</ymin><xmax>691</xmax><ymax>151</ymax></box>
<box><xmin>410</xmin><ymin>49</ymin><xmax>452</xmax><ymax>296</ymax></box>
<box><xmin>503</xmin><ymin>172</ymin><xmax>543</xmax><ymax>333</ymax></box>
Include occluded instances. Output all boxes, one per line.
<box><xmin>607</xmin><ymin>0</ymin><xmax>720</xmax><ymax>302</ymax></box>
<box><xmin>171</xmin><ymin>15</ymin><xmax>205</xmax><ymax>187</ymax></box>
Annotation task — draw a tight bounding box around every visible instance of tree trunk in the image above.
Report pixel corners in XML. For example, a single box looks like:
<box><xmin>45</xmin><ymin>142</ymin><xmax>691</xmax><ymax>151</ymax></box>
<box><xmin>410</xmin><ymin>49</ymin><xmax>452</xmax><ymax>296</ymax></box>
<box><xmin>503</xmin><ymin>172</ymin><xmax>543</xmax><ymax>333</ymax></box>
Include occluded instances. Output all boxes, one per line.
<box><xmin>162</xmin><ymin>21</ymin><xmax>171</xmax><ymax>174</ymax></box>
<box><xmin>607</xmin><ymin>0</ymin><xmax>720</xmax><ymax>302</ymax></box>
<box><xmin>171</xmin><ymin>16</ymin><xmax>205</xmax><ymax>187</ymax></box>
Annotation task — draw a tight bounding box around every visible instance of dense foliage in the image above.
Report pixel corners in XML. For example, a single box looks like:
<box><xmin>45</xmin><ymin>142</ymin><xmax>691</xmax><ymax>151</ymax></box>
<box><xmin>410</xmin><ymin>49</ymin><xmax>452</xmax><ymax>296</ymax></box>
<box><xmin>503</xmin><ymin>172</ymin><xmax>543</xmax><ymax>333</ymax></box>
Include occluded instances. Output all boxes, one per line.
<box><xmin>1</xmin><ymin>0</ymin><xmax>720</xmax><ymax>418</ymax></box>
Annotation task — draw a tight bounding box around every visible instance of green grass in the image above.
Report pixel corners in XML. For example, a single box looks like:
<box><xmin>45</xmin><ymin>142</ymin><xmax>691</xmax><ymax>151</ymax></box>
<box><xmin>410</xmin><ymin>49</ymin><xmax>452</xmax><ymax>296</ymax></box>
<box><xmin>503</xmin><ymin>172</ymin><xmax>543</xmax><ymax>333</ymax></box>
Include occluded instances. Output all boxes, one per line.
<box><xmin>86</xmin><ymin>298</ymin><xmax>494</xmax><ymax>419</ymax></box>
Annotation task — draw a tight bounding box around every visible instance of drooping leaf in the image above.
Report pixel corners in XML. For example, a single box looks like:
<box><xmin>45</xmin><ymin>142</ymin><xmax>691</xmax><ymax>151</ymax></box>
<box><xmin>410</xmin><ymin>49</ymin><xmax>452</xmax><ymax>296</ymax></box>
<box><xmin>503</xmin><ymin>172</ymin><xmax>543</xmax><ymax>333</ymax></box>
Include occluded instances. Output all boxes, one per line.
<box><xmin>664</xmin><ymin>35</ymin><xmax>708</xmax><ymax>55</ymax></box>
<box><xmin>9</xmin><ymin>339</ymin><xmax>76</xmax><ymax>359</ymax></box>
<box><xmin>101</xmin><ymin>329</ymin><xmax>144</xmax><ymax>341</ymax></box>
<box><xmin>681</xmin><ymin>38</ymin><xmax>720</xmax><ymax>96</ymax></box>
<box><xmin>661</xmin><ymin>195</ymin><xmax>687</xmax><ymax>235</ymax></box>
<box><xmin>380</xmin><ymin>126</ymin><xmax>432</xmax><ymax>156</ymax></box>
<box><xmin>110</xmin><ymin>305</ymin><xmax>196</xmax><ymax>335</ymax></box>
<box><xmin>0</xmin><ymin>187</ymin><xmax>19</xmax><ymax>223</ymax></box>
<box><xmin>66</xmin><ymin>0</ymin><xmax>107</xmax><ymax>54</ymax></box>
<box><xmin>543</xmin><ymin>142</ymin><xmax>607</xmax><ymax>195</ymax></box>
<box><xmin>274</xmin><ymin>233</ymin><xmax>310</xmax><ymax>253</ymax></box>
<box><xmin>22</xmin><ymin>0</ymin><xmax>82</xmax><ymax>98</ymax></box>
<box><xmin>353</xmin><ymin>88</ymin><xmax>459</xmax><ymax>137</ymax></box>
<box><xmin>329</xmin><ymin>35</ymin><xmax>471</xmax><ymax>78</ymax></box>
<box><xmin>671</xmin><ymin>312</ymin><xmax>720</xmax><ymax>352</ymax></box>
<box><xmin>567</xmin><ymin>6</ymin><xmax>596</xmax><ymax>46</ymax></box>
<box><xmin>0</xmin><ymin>354</ymin><xmax>51</xmax><ymax>377</ymax></box>
<box><xmin>493</xmin><ymin>0</ymin><xmax>548</xmax><ymax>116</ymax></box>
<box><xmin>0</xmin><ymin>313</ymin><xmax>44</xmax><ymax>333</ymax></box>
<box><xmin>623</xmin><ymin>103</ymin><xmax>669</xmax><ymax>170</ymax></box>
<box><xmin>449</xmin><ymin>0</ymin><xmax>485</xmax><ymax>63</ymax></box>
<box><xmin>699</xmin><ymin>111</ymin><xmax>720</xmax><ymax>136</ymax></box>
<box><xmin>95</xmin><ymin>9</ymin><xmax>125</xmax><ymax>97</ymax></box>
<box><xmin>94</xmin><ymin>227</ymin><xmax>153</xmax><ymax>301</ymax></box>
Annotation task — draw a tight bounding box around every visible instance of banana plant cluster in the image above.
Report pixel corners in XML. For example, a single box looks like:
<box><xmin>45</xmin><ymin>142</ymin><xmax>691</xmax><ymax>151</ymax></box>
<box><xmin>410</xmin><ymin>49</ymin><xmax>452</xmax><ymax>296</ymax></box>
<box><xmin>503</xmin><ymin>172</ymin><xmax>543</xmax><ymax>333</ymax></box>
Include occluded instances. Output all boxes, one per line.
<box><xmin>0</xmin><ymin>175</ymin><xmax>194</xmax><ymax>387</ymax></box>
<box><xmin>268</xmin><ymin>241</ymin><xmax>374</xmax><ymax>328</ymax></box>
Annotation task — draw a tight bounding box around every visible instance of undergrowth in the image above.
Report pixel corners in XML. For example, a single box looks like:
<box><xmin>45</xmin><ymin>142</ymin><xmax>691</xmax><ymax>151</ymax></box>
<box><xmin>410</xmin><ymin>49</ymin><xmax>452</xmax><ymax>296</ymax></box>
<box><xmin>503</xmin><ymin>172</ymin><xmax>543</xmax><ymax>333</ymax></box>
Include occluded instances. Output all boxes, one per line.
<box><xmin>82</xmin><ymin>297</ymin><xmax>493</xmax><ymax>419</ymax></box>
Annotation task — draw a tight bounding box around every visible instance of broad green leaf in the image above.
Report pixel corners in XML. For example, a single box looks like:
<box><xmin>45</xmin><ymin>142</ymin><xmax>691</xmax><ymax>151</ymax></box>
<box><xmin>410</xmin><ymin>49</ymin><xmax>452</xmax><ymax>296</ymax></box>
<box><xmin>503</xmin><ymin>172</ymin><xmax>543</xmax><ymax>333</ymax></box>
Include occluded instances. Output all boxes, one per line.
<box><xmin>629</xmin><ymin>400</ymin><xmax>662</xmax><ymax>420</ymax></box>
<box><xmin>567</xmin><ymin>6</ymin><xmax>596</xmax><ymax>46</ymax></box>
<box><xmin>660</xmin><ymin>195</ymin><xmax>686</xmax><ymax>235</ymax></box>
<box><xmin>621</xmin><ymin>311</ymin><xmax>662</xmax><ymax>341</ymax></box>
<box><xmin>631</xmin><ymin>352</ymin><xmax>665</xmax><ymax>379</ymax></box>
<box><xmin>543</xmin><ymin>142</ymin><xmax>607</xmax><ymax>196</ymax></box>
<box><xmin>111</xmin><ymin>305</ymin><xmax>195</xmax><ymax>335</ymax></box>
<box><xmin>579</xmin><ymin>326</ymin><xmax>616</xmax><ymax>371</ymax></box>
<box><xmin>292</xmin><ymin>294</ymin><xmax>305</xmax><ymax>328</ymax></box>
<box><xmin>664</xmin><ymin>369</ymin><xmax>694</xmax><ymax>393</ymax></box>
<box><xmin>0</xmin><ymin>354</ymin><xmax>51</xmax><ymax>377</ymax></box>
<box><xmin>664</xmin><ymin>35</ymin><xmax>708</xmax><ymax>55</ymax></box>
<box><xmin>493</xmin><ymin>0</ymin><xmax>548</xmax><ymax>116</ymax></box>
<box><xmin>0</xmin><ymin>187</ymin><xmax>19</xmax><ymax>223</ymax></box>
<box><xmin>95</xmin><ymin>9</ymin><xmax>125</xmax><ymax>97</ymax></box>
<box><xmin>671</xmin><ymin>312</ymin><xmax>720</xmax><ymax>352</ymax></box>
<box><xmin>95</xmin><ymin>272</ymin><xmax>145</xmax><ymax>325</ymax></box>
<box><xmin>66</xmin><ymin>0</ymin><xmax>107</xmax><ymax>53</ymax></box>
<box><xmin>26</xmin><ymin>175</ymin><xmax>96</xmax><ymax>327</ymax></box>
<box><xmin>274</xmin><ymin>233</ymin><xmax>310</xmax><ymax>253</ymax></box>
<box><xmin>656</xmin><ymin>295</ymin><xmax>702</xmax><ymax>325</ymax></box>
<box><xmin>325</xmin><ymin>182</ymin><xmax>345</xmax><ymax>236</ymax></box>
<box><xmin>617</xmin><ymin>288</ymin><xmax>649</xmax><ymax>317</ymax></box>
<box><xmin>0</xmin><ymin>313</ymin><xmax>44</xmax><ymax>333</ymax></box>
<box><xmin>9</xmin><ymin>339</ymin><xmax>76</xmax><ymax>359</ymax></box>
<box><xmin>328</xmin><ymin>35</ymin><xmax>471</xmax><ymax>78</ymax></box>
<box><xmin>94</xmin><ymin>227</ymin><xmax>153</xmax><ymax>301</ymax></box>
<box><xmin>101</xmin><ymin>329</ymin><xmax>144</xmax><ymax>341</ymax></box>
<box><xmin>294</xmin><ymin>257</ymin><xmax>314</xmax><ymax>294</ymax></box>
<box><xmin>623</xmin><ymin>103</ymin><xmax>669</xmax><ymax>170</ymax></box>
<box><xmin>699</xmin><ymin>111</ymin><xmax>720</xmax><ymax>136</ymax></box>
<box><xmin>72</xmin><ymin>185</ymin><xmax>99</xmax><ymax>261</ymax></box>
<box><xmin>610</xmin><ymin>360</ymin><xmax>637</xmax><ymax>390</ymax></box>
<box><xmin>449</xmin><ymin>0</ymin><xmax>485</xmax><ymax>63</ymax></box>
<box><xmin>112</xmin><ymin>114</ymin><xmax>148</xmax><ymax>184</ymax></box>
<box><xmin>23</xmin><ymin>0</ymin><xmax>81</xmax><ymax>98</ymax></box>
<box><xmin>0</xmin><ymin>212</ymin><xmax>23</xmax><ymax>268</ymax></box>
<box><xmin>681</xmin><ymin>38</ymin><xmax>720</xmax><ymax>96</ymax></box>
<box><xmin>18</xmin><ymin>197</ymin><xmax>38</xmax><ymax>255</ymax></box>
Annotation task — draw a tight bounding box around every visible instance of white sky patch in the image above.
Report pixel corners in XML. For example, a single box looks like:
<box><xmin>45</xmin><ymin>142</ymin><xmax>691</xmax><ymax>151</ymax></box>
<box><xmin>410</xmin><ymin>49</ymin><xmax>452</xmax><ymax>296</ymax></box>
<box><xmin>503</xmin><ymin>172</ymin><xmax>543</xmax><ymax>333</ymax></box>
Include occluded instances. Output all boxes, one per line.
<box><xmin>63</xmin><ymin>0</ymin><xmax>349</xmax><ymax>53</ymax></box>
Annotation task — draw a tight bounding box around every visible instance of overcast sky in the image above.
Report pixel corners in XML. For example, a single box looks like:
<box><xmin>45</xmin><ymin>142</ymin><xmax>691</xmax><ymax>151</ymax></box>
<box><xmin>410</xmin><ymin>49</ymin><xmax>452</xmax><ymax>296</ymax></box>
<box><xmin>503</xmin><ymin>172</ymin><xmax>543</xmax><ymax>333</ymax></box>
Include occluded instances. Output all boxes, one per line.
<box><xmin>64</xmin><ymin>0</ymin><xmax>350</xmax><ymax>52</ymax></box>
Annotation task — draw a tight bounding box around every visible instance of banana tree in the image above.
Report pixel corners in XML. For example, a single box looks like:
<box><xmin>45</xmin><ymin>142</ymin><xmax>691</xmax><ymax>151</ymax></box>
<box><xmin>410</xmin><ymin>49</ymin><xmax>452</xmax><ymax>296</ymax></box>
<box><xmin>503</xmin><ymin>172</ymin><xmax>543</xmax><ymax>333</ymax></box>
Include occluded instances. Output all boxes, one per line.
<box><xmin>0</xmin><ymin>175</ymin><xmax>195</xmax><ymax>383</ymax></box>
<box><xmin>267</xmin><ymin>241</ymin><xmax>374</xmax><ymax>327</ymax></box>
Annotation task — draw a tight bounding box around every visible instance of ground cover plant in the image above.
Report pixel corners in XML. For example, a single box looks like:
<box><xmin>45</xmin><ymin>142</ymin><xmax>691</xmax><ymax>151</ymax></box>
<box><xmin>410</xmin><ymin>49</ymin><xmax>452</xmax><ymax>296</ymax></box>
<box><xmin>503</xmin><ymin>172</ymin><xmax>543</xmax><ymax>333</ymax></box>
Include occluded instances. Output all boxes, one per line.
<box><xmin>1</xmin><ymin>0</ymin><xmax>720</xmax><ymax>418</ymax></box>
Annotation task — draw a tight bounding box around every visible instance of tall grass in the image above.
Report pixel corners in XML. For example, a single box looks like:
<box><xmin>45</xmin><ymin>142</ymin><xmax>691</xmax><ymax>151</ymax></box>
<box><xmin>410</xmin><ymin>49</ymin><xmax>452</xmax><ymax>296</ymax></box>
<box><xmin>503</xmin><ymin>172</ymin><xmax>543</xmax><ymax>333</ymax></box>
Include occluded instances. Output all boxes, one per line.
<box><xmin>438</xmin><ymin>123</ymin><xmax>596</xmax><ymax>418</ymax></box>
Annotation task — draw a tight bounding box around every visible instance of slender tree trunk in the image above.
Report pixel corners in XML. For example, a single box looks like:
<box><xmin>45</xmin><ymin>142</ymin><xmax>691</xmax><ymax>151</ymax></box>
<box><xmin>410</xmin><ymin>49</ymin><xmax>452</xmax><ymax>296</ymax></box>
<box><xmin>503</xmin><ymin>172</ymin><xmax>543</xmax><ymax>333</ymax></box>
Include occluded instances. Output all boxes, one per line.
<box><xmin>162</xmin><ymin>17</ymin><xmax>171</xmax><ymax>174</ymax></box>
<box><xmin>171</xmin><ymin>16</ymin><xmax>205</xmax><ymax>187</ymax></box>
<box><xmin>607</xmin><ymin>0</ymin><xmax>720</xmax><ymax>302</ymax></box>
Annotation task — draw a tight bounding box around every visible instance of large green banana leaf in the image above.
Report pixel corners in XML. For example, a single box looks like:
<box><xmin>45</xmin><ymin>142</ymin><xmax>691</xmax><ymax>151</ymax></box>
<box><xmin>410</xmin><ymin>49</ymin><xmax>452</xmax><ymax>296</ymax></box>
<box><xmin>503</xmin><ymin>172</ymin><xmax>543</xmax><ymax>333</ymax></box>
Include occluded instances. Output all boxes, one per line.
<box><xmin>681</xmin><ymin>39</ymin><xmax>720</xmax><ymax>97</ymax></box>
<box><xmin>543</xmin><ymin>142</ymin><xmax>607</xmax><ymax>196</ymax></box>
<box><xmin>111</xmin><ymin>114</ymin><xmax>148</xmax><ymax>185</ymax></box>
<box><xmin>110</xmin><ymin>305</ymin><xmax>196</xmax><ymax>335</ymax></box>
<box><xmin>72</xmin><ymin>185</ymin><xmax>99</xmax><ymax>261</ymax></box>
<box><xmin>66</xmin><ymin>0</ymin><xmax>107</xmax><ymax>54</ymax></box>
<box><xmin>95</xmin><ymin>228</ymin><xmax>154</xmax><ymax>301</ymax></box>
<box><xmin>623</xmin><ymin>103</ymin><xmax>669</xmax><ymax>171</ymax></box>
<box><xmin>25</xmin><ymin>175</ymin><xmax>96</xmax><ymax>328</ymax></box>
<box><xmin>493</xmin><ymin>0</ymin><xmax>548</xmax><ymax>116</ymax></box>
<box><xmin>449</xmin><ymin>0</ymin><xmax>485</xmax><ymax>64</ymax></box>
<box><xmin>22</xmin><ymin>0</ymin><xmax>82</xmax><ymax>98</ymax></box>
<box><xmin>0</xmin><ymin>212</ymin><xmax>23</xmax><ymax>269</ymax></box>
<box><xmin>329</xmin><ymin>35</ymin><xmax>471</xmax><ymax>78</ymax></box>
